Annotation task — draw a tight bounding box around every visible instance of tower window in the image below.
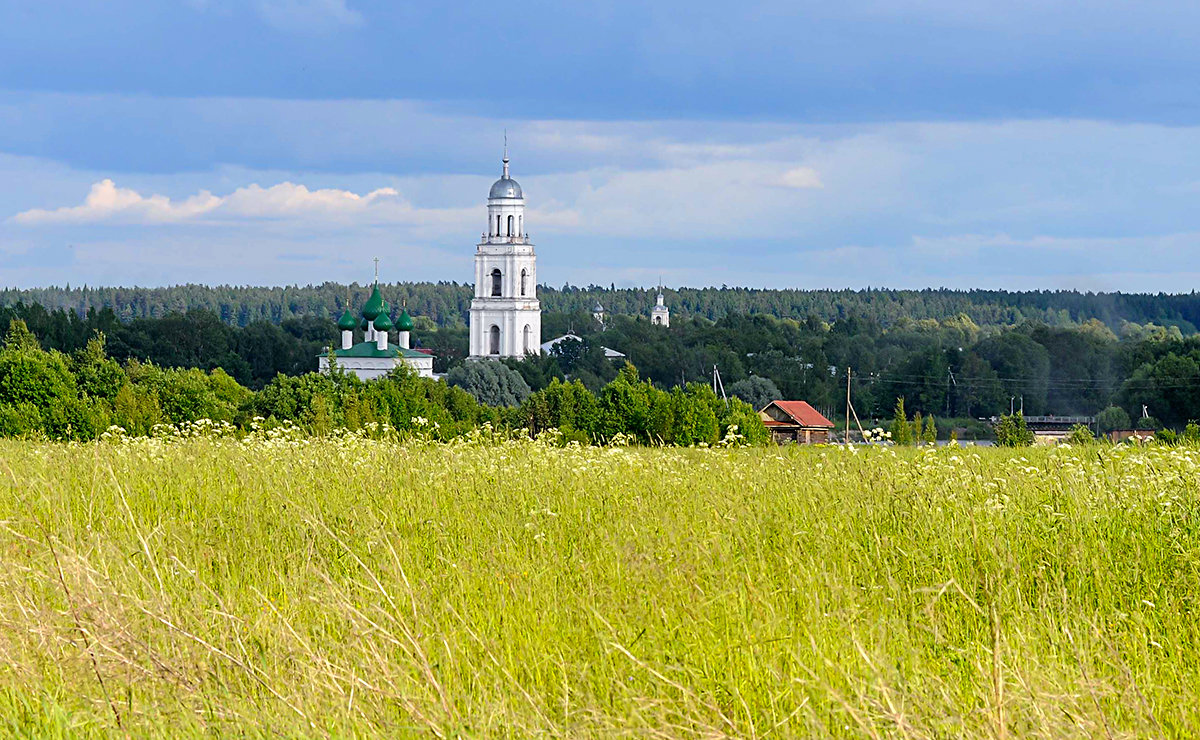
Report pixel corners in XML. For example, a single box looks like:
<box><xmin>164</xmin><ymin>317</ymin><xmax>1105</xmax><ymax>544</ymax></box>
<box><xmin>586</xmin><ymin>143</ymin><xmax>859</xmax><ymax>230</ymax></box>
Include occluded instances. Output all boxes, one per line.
<box><xmin>491</xmin><ymin>268</ymin><xmax>502</xmax><ymax>296</ymax></box>
<box><xmin>496</xmin><ymin>215</ymin><xmax>501</xmax><ymax>237</ymax></box>
<box><xmin>518</xmin><ymin>215</ymin><xmax>522</xmax><ymax>236</ymax></box>
<box><xmin>507</xmin><ymin>214</ymin><xmax>514</xmax><ymax>237</ymax></box>
<box><xmin>523</xmin><ymin>324</ymin><xmax>532</xmax><ymax>354</ymax></box>
<box><xmin>490</xmin><ymin>325</ymin><xmax>501</xmax><ymax>355</ymax></box>
<box><xmin>520</xmin><ymin>269</ymin><xmax>527</xmax><ymax>296</ymax></box>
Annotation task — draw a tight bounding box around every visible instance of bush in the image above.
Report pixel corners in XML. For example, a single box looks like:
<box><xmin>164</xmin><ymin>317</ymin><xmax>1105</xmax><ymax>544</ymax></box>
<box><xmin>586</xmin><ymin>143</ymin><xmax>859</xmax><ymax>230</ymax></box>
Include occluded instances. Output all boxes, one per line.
<box><xmin>1097</xmin><ymin>406</ymin><xmax>1132</xmax><ymax>433</ymax></box>
<box><xmin>1136</xmin><ymin>415</ymin><xmax>1162</xmax><ymax>431</ymax></box>
<box><xmin>1067</xmin><ymin>424</ymin><xmax>1093</xmax><ymax>445</ymax></box>
<box><xmin>890</xmin><ymin>398</ymin><xmax>913</xmax><ymax>446</ymax></box>
<box><xmin>727</xmin><ymin>376</ymin><xmax>780</xmax><ymax>411</ymax></box>
<box><xmin>446</xmin><ymin>361</ymin><xmax>531</xmax><ymax>407</ymax></box>
<box><xmin>0</xmin><ymin>402</ymin><xmax>43</xmax><ymax>437</ymax></box>
<box><xmin>995</xmin><ymin>413</ymin><xmax>1034</xmax><ymax>447</ymax></box>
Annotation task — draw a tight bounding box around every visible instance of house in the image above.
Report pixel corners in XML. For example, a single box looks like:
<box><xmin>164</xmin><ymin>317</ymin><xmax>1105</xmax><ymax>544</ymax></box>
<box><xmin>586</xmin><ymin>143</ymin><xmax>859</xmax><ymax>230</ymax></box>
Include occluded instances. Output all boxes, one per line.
<box><xmin>758</xmin><ymin>401</ymin><xmax>835</xmax><ymax>444</ymax></box>
<box><xmin>540</xmin><ymin>332</ymin><xmax>626</xmax><ymax>359</ymax></box>
<box><xmin>1110</xmin><ymin>429</ymin><xmax>1154</xmax><ymax>443</ymax></box>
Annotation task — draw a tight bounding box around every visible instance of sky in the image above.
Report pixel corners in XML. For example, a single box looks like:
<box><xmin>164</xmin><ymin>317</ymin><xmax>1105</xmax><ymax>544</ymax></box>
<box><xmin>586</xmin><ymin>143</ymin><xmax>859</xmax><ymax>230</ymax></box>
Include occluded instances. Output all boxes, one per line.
<box><xmin>2</xmin><ymin>0</ymin><xmax>1200</xmax><ymax>291</ymax></box>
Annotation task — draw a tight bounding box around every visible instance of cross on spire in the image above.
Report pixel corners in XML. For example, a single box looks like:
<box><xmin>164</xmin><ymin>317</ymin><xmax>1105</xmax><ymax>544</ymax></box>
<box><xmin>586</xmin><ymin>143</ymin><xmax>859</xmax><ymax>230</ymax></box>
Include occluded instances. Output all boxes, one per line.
<box><xmin>373</xmin><ymin>256</ymin><xmax>380</xmax><ymax>283</ymax></box>
<box><xmin>502</xmin><ymin>129</ymin><xmax>509</xmax><ymax>179</ymax></box>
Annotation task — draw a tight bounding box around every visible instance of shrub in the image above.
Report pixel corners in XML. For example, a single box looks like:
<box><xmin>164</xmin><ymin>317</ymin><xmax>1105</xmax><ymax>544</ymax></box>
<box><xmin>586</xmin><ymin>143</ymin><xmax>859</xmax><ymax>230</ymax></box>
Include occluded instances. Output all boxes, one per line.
<box><xmin>1097</xmin><ymin>406</ymin><xmax>1132</xmax><ymax>433</ymax></box>
<box><xmin>1067</xmin><ymin>424</ymin><xmax>1094</xmax><ymax>445</ymax></box>
<box><xmin>446</xmin><ymin>361</ymin><xmax>531</xmax><ymax>407</ymax></box>
<box><xmin>727</xmin><ymin>376</ymin><xmax>780</xmax><ymax>411</ymax></box>
<box><xmin>1136</xmin><ymin>415</ymin><xmax>1162</xmax><ymax>431</ymax></box>
<box><xmin>995</xmin><ymin>413</ymin><xmax>1034</xmax><ymax>447</ymax></box>
<box><xmin>890</xmin><ymin>398</ymin><xmax>913</xmax><ymax>446</ymax></box>
<box><xmin>0</xmin><ymin>402</ymin><xmax>43</xmax><ymax>437</ymax></box>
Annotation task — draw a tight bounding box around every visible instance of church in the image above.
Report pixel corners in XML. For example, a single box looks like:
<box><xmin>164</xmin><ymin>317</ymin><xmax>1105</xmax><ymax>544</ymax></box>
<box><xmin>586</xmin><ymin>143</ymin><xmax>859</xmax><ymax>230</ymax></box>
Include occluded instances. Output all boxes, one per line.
<box><xmin>467</xmin><ymin>150</ymin><xmax>542</xmax><ymax>358</ymax></box>
<box><xmin>317</xmin><ymin>272</ymin><xmax>435</xmax><ymax>380</ymax></box>
<box><xmin>321</xmin><ymin>148</ymin><xmax>670</xmax><ymax>381</ymax></box>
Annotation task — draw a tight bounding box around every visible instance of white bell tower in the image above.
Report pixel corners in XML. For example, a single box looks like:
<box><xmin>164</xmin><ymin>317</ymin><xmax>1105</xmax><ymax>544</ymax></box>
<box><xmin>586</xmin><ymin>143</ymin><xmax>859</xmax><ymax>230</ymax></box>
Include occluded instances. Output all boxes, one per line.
<box><xmin>468</xmin><ymin>146</ymin><xmax>541</xmax><ymax>358</ymax></box>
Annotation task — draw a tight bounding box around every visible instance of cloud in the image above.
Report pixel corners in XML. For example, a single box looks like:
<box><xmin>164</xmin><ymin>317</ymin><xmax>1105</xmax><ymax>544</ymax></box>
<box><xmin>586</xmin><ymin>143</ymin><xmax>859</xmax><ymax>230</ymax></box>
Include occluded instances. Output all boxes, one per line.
<box><xmin>255</xmin><ymin>0</ymin><xmax>362</xmax><ymax>32</ymax></box>
<box><xmin>771</xmin><ymin>166</ymin><xmax>823</xmax><ymax>189</ymax></box>
<box><xmin>12</xmin><ymin>179</ymin><xmax>414</xmax><ymax>225</ymax></box>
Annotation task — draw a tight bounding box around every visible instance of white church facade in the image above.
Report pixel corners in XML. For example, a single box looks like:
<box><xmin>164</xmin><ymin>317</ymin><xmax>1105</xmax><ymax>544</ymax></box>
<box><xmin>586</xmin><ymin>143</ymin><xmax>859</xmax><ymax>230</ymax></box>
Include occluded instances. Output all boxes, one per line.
<box><xmin>468</xmin><ymin>152</ymin><xmax>542</xmax><ymax>358</ymax></box>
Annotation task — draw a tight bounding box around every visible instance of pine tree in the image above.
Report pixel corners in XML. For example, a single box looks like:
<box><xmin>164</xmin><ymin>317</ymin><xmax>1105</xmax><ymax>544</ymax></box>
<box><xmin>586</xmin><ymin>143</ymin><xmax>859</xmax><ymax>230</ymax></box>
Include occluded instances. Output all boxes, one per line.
<box><xmin>923</xmin><ymin>414</ymin><xmax>937</xmax><ymax>444</ymax></box>
<box><xmin>911</xmin><ymin>411</ymin><xmax>924</xmax><ymax>446</ymax></box>
<box><xmin>890</xmin><ymin>397</ymin><xmax>912</xmax><ymax>445</ymax></box>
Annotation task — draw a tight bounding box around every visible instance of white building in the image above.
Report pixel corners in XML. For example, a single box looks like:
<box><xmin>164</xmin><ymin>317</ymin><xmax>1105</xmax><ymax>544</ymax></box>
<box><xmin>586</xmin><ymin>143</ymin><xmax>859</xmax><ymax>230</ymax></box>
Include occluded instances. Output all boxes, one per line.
<box><xmin>540</xmin><ymin>332</ymin><xmax>626</xmax><ymax>360</ymax></box>
<box><xmin>468</xmin><ymin>151</ymin><xmax>541</xmax><ymax>358</ymax></box>
<box><xmin>651</xmin><ymin>288</ymin><xmax>670</xmax><ymax>327</ymax></box>
<box><xmin>318</xmin><ymin>281</ymin><xmax>435</xmax><ymax>380</ymax></box>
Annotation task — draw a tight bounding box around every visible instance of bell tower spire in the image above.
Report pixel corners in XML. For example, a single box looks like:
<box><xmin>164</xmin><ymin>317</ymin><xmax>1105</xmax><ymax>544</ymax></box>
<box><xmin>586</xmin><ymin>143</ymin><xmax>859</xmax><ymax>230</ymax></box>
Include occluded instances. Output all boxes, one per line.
<box><xmin>502</xmin><ymin>130</ymin><xmax>509</xmax><ymax>178</ymax></box>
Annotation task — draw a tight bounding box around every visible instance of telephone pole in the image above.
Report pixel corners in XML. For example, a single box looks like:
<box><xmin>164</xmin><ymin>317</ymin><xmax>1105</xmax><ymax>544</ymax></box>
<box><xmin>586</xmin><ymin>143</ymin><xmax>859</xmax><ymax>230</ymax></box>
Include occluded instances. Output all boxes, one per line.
<box><xmin>845</xmin><ymin>366</ymin><xmax>851</xmax><ymax>444</ymax></box>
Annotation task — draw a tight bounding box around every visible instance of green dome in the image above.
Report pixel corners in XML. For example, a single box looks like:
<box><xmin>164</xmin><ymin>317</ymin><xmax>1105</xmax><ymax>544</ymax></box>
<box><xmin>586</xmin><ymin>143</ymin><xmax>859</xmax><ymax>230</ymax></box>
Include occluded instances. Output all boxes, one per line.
<box><xmin>360</xmin><ymin>317</ymin><xmax>369</xmax><ymax>331</ymax></box>
<box><xmin>373</xmin><ymin>311</ymin><xmax>394</xmax><ymax>331</ymax></box>
<box><xmin>396</xmin><ymin>308</ymin><xmax>414</xmax><ymax>332</ymax></box>
<box><xmin>361</xmin><ymin>284</ymin><xmax>385</xmax><ymax>320</ymax></box>
<box><xmin>336</xmin><ymin>309</ymin><xmax>358</xmax><ymax>331</ymax></box>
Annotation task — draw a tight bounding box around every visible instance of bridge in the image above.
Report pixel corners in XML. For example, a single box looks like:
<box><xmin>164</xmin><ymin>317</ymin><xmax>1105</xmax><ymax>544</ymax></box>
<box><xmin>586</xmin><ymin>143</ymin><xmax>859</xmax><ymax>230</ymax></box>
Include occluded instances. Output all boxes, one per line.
<box><xmin>988</xmin><ymin>415</ymin><xmax>1095</xmax><ymax>432</ymax></box>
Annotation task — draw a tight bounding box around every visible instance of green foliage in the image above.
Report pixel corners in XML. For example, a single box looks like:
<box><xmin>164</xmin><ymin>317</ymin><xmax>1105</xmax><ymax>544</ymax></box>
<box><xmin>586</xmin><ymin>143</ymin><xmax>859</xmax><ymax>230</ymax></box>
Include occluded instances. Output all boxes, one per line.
<box><xmin>0</xmin><ymin>323</ymin><xmax>77</xmax><ymax>411</ymax></box>
<box><xmin>3</xmin><ymin>319</ymin><xmax>40</xmax><ymax>352</ymax></box>
<box><xmin>446</xmin><ymin>361</ymin><xmax>531</xmax><ymax>407</ymax></box>
<box><xmin>995</xmin><ymin>413</ymin><xmax>1035</xmax><ymax>447</ymax></box>
<box><xmin>1156</xmin><ymin>428</ymin><xmax>1179</xmax><ymax>445</ymax></box>
<box><xmin>727</xmin><ymin>375</ymin><xmax>781</xmax><ymax>411</ymax></box>
<box><xmin>890</xmin><ymin>397</ymin><xmax>913</xmax><ymax>446</ymax></box>
<box><xmin>0</xmin><ymin>402</ymin><xmax>42</xmax><ymax>437</ymax></box>
<box><xmin>1136</xmin><ymin>415</ymin><xmax>1162</xmax><ymax>431</ymax></box>
<box><xmin>71</xmin><ymin>332</ymin><xmax>125</xmax><ymax>400</ymax></box>
<box><xmin>1185</xmin><ymin>422</ymin><xmax>1200</xmax><ymax>443</ymax></box>
<box><xmin>923</xmin><ymin>414</ymin><xmax>937</xmax><ymax>444</ymax></box>
<box><xmin>1097</xmin><ymin>405</ymin><xmax>1132</xmax><ymax>433</ymax></box>
<box><xmin>1067</xmin><ymin>424</ymin><xmax>1094</xmax><ymax>445</ymax></box>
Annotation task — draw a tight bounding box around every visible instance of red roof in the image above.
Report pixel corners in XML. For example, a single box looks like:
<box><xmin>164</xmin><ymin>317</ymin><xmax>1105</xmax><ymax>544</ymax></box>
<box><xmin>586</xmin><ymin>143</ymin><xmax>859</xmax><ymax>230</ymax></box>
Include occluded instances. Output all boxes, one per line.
<box><xmin>764</xmin><ymin>401</ymin><xmax>834</xmax><ymax>429</ymax></box>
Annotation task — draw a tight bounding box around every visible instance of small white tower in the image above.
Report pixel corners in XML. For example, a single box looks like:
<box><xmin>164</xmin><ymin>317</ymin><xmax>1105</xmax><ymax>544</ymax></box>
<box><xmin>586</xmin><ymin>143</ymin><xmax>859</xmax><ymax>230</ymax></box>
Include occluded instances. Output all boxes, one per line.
<box><xmin>651</xmin><ymin>286</ymin><xmax>670</xmax><ymax>327</ymax></box>
<box><xmin>468</xmin><ymin>144</ymin><xmax>541</xmax><ymax>358</ymax></box>
<box><xmin>593</xmin><ymin>300</ymin><xmax>605</xmax><ymax>328</ymax></box>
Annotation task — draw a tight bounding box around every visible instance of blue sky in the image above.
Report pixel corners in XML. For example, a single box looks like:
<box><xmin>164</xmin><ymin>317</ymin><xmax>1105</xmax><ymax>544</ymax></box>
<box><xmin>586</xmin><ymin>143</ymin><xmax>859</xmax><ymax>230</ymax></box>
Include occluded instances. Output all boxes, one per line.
<box><xmin>2</xmin><ymin>0</ymin><xmax>1200</xmax><ymax>290</ymax></box>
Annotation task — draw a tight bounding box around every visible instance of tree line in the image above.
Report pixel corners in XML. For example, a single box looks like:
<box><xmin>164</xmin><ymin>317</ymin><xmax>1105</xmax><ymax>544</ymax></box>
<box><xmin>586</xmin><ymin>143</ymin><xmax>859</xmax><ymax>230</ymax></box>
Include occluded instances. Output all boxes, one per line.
<box><xmin>0</xmin><ymin>318</ymin><xmax>763</xmax><ymax>445</ymax></box>
<box><xmin>6</xmin><ymin>298</ymin><xmax>1200</xmax><ymax>433</ymax></box>
<box><xmin>7</xmin><ymin>283</ymin><xmax>1200</xmax><ymax>332</ymax></box>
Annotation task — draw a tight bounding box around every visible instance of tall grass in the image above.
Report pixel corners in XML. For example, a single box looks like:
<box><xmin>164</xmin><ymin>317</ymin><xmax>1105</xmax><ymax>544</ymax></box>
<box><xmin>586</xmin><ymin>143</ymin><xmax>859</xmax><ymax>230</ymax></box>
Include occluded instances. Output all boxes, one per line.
<box><xmin>0</xmin><ymin>432</ymin><xmax>1197</xmax><ymax>737</ymax></box>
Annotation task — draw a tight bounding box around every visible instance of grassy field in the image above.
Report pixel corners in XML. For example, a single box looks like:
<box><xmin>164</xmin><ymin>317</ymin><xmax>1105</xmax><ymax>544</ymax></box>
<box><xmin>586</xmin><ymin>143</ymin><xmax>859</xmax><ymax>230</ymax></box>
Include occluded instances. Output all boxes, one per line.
<box><xmin>0</xmin><ymin>431</ymin><xmax>1198</xmax><ymax>738</ymax></box>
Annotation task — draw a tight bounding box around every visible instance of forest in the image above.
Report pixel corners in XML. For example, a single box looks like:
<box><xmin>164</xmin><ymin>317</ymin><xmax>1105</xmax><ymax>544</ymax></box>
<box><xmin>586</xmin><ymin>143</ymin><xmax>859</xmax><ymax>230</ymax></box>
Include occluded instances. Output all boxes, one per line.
<box><xmin>4</xmin><ymin>289</ymin><xmax>1200</xmax><ymax>434</ymax></box>
<box><xmin>7</xmin><ymin>282</ymin><xmax>1200</xmax><ymax>332</ymax></box>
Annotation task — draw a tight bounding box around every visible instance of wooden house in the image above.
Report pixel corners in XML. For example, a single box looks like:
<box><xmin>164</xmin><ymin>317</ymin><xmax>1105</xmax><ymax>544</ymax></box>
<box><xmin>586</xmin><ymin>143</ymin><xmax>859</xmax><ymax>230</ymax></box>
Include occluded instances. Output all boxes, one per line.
<box><xmin>758</xmin><ymin>401</ymin><xmax>835</xmax><ymax>444</ymax></box>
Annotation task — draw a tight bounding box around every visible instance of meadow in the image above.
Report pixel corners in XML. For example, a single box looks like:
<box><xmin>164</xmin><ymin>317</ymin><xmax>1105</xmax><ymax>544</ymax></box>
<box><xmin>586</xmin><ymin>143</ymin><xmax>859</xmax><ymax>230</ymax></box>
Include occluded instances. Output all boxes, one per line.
<box><xmin>0</xmin><ymin>430</ymin><xmax>1198</xmax><ymax>738</ymax></box>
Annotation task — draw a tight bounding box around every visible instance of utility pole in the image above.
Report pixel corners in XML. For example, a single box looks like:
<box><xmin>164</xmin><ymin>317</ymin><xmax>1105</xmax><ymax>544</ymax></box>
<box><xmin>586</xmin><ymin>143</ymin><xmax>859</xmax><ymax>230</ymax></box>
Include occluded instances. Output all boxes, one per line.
<box><xmin>845</xmin><ymin>366</ymin><xmax>852</xmax><ymax>445</ymax></box>
<box><xmin>1020</xmin><ymin>395</ymin><xmax>1024</xmax><ymax>415</ymax></box>
<box><xmin>1010</xmin><ymin>396</ymin><xmax>1015</xmax><ymax>415</ymax></box>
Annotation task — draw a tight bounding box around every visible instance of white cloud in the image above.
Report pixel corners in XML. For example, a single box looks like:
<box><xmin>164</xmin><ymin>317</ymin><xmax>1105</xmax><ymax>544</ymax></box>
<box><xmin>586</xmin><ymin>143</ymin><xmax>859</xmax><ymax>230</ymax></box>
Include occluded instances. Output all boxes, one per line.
<box><xmin>772</xmin><ymin>166</ymin><xmax>823</xmax><ymax>189</ymax></box>
<box><xmin>11</xmin><ymin>179</ymin><xmax>422</xmax><ymax>225</ymax></box>
<box><xmin>255</xmin><ymin>0</ymin><xmax>362</xmax><ymax>32</ymax></box>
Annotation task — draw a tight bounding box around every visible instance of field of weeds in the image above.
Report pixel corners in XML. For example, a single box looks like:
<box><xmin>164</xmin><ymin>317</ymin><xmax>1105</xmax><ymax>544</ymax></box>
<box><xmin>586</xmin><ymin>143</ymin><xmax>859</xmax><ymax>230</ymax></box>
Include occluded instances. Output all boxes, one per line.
<box><xmin>0</xmin><ymin>431</ymin><xmax>1198</xmax><ymax>737</ymax></box>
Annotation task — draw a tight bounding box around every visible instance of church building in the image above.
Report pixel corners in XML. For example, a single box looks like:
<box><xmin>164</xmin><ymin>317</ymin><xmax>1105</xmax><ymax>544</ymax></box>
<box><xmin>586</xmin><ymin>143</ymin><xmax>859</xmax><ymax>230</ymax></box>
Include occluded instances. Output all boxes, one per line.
<box><xmin>651</xmin><ymin>287</ymin><xmax>670</xmax><ymax>327</ymax></box>
<box><xmin>468</xmin><ymin>150</ymin><xmax>541</xmax><ymax>358</ymax></box>
<box><xmin>318</xmin><ymin>273</ymin><xmax>435</xmax><ymax>380</ymax></box>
